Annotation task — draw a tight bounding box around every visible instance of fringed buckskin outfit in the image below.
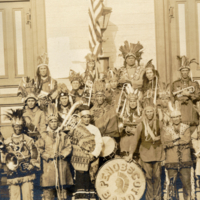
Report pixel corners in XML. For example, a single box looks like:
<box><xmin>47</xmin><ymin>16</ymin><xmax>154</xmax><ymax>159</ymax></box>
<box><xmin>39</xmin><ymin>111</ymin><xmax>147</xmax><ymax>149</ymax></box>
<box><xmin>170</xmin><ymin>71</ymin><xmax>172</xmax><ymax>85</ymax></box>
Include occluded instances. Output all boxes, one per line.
<box><xmin>172</xmin><ymin>77</ymin><xmax>199</xmax><ymax>126</ymax></box>
<box><xmin>161</xmin><ymin>123</ymin><xmax>193</xmax><ymax>200</ymax></box>
<box><xmin>133</xmin><ymin>119</ymin><xmax>164</xmax><ymax>200</ymax></box>
<box><xmin>4</xmin><ymin>134</ymin><xmax>40</xmax><ymax>200</ymax></box>
<box><xmin>38</xmin><ymin>130</ymin><xmax>73</xmax><ymax>200</ymax></box>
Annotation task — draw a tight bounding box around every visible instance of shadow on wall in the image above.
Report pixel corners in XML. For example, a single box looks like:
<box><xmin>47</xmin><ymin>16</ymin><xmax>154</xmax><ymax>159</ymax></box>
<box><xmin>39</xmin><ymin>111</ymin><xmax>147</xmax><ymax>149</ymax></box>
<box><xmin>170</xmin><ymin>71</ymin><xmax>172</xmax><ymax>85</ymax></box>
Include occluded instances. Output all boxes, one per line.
<box><xmin>102</xmin><ymin>21</ymin><xmax>119</xmax><ymax>69</ymax></box>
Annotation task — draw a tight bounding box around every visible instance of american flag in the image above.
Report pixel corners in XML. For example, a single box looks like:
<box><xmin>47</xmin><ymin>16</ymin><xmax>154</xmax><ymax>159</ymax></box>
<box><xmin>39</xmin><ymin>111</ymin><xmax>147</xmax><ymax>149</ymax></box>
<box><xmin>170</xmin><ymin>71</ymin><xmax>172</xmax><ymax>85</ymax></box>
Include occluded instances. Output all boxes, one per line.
<box><xmin>88</xmin><ymin>0</ymin><xmax>104</xmax><ymax>57</ymax></box>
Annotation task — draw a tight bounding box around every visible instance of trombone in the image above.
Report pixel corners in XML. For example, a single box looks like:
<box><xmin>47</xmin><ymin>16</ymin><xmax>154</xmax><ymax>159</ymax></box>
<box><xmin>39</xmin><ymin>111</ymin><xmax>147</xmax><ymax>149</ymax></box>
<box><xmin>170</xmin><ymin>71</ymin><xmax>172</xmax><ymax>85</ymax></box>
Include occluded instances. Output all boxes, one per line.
<box><xmin>116</xmin><ymin>83</ymin><xmax>134</xmax><ymax>117</ymax></box>
<box><xmin>82</xmin><ymin>80</ymin><xmax>93</xmax><ymax>106</ymax></box>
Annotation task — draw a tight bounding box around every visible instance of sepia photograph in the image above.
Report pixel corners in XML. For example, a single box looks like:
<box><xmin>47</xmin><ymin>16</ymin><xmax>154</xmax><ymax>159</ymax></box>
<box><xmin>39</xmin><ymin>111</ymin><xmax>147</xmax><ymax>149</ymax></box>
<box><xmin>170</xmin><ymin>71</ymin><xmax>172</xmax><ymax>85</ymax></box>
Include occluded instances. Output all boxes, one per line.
<box><xmin>0</xmin><ymin>0</ymin><xmax>200</xmax><ymax>199</ymax></box>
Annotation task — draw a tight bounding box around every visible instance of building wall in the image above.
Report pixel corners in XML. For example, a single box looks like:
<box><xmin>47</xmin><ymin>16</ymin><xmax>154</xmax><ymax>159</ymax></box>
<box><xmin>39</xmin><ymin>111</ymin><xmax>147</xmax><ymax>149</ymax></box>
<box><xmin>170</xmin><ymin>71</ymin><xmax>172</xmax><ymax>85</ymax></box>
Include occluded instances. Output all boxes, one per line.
<box><xmin>45</xmin><ymin>0</ymin><xmax>157</xmax><ymax>83</ymax></box>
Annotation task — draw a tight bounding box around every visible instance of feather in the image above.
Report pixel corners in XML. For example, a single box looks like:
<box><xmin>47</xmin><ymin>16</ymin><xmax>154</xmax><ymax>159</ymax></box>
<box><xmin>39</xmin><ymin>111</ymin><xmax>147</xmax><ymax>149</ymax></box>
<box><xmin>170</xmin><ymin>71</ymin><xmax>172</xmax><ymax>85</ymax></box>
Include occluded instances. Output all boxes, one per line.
<box><xmin>175</xmin><ymin>100</ymin><xmax>181</xmax><ymax>112</ymax></box>
<box><xmin>145</xmin><ymin>59</ymin><xmax>154</xmax><ymax>69</ymax></box>
<box><xmin>124</xmin><ymin>41</ymin><xmax>130</xmax><ymax>53</ymax></box>
<box><xmin>168</xmin><ymin>101</ymin><xmax>174</xmax><ymax>112</ymax></box>
<box><xmin>132</xmin><ymin>42</ymin><xmax>143</xmax><ymax>54</ymax></box>
<box><xmin>119</xmin><ymin>41</ymin><xmax>143</xmax><ymax>60</ymax></box>
<box><xmin>134</xmin><ymin>89</ymin><xmax>138</xmax><ymax>94</ymax></box>
<box><xmin>189</xmin><ymin>58</ymin><xmax>199</xmax><ymax>65</ymax></box>
<box><xmin>4</xmin><ymin>109</ymin><xmax>24</xmax><ymax>122</ymax></box>
<box><xmin>37</xmin><ymin>53</ymin><xmax>49</xmax><ymax>65</ymax></box>
<box><xmin>85</xmin><ymin>53</ymin><xmax>95</xmax><ymax>62</ymax></box>
<box><xmin>129</xmin><ymin>43</ymin><xmax>134</xmax><ymax>53</ymax></box>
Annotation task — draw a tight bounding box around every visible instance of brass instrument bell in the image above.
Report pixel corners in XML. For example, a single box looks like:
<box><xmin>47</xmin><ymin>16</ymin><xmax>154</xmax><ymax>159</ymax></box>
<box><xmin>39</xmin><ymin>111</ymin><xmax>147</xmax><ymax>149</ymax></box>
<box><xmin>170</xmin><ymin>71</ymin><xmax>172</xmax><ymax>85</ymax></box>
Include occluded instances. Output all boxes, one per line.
<box><xmin>6</xmin><ymin>152</ymin><xmax>19</xmax><ymax>171</ymax></box>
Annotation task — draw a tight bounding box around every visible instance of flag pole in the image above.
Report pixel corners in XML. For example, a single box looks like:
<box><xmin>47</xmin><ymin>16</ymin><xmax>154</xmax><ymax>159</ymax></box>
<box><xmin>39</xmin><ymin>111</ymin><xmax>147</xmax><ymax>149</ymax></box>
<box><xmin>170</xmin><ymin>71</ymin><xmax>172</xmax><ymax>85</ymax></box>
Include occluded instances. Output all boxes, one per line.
<box><xmin>95</xmin><ymin>57</ymin><xmax>99</xmax><ymax>80</ymax></box>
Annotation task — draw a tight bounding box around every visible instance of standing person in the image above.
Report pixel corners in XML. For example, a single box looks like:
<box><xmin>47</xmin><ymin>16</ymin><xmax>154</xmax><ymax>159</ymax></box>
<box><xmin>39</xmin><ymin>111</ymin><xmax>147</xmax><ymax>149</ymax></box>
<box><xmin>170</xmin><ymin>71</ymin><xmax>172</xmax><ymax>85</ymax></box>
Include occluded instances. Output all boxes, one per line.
<box><xmin>56</xmin><ymin>83</ymin><xmax>73</xmax><ymax>121</ymax></box>
<box><xmin>105</xmin><ymin>68</ymin><xmax>121</xmax><ymax>108</ymax></box>
<box><xmin>35</xmin><ymin>53</ymin><xmax>57</xmax><ymax>118</ymax></box>
<box><xmin>172</xmin><ymin>56</ymin><xmax>199</xmax><ymax>131</ymax></box>
<box><xmin>118</xmin><ymin>41</ymin><xmax>144</xmax><ymax>89</ymax></box>
<box><xmin>17</xmin><ymin>77</ymin><xmax>46</xmax><ymax>139</ymax></box>
<box><xmin>119</xmin><ymin>91</ymin><xmax>142</xmax><ymax>160</ymax></box>
<box><xmin>70</xmin><ymin>108</ymin><xmax>102</xmax><ymax>200</ymax></box>
<box><xmin>35</xmin><ymin>53</ymin><xmax>57</xmax><ymax>96</ymax></box>
<box><xmin>157</xmin><ymin>83</ymin><xmax>171</xmax><ymax>126</ymax></box>
<box><xmin>39</xmin><ymin>104</ymin><xmax>73</xmax><ymax>200</ymax></box>
<box><xmin>192</xmin><ymin>102</ymin><xmax>200</xmax><ymax>188</ymax></box>
<box><xmin>126</xmin><ymin>100</ymin><xmax>164</xmax><ymax>200</ymax></box>
<box><xmin>142</xmin><ymin>59</ymin><xmax>160</xmax><ymax>106</ymax></box>
<box><xmin>82</xmin><ymin>53</ymin><xmax>97</xmax><ymax>83</ymax></box>
<box><xmin>90</xmin><ymin>80</ymin><xmax>110</xmax><ymax>123</ymax></box>
<box><xmin>3</xmin><ymin>109</ymin><xmax>40</xmax><ymax>200</ymax></box>
<box><xmin>161</xmin><ymin>101</ymin><xmax>194</xmax><ymax>200</ymax></box>
<box><xmin>23</xmin><ymin>95</ymin><xmax>46</xmax><ymax>139</ymax></box>
<box><xmin>69</xmin><ymin>70</ymin><xmax>84</xmax><ymax>103</ymax></box>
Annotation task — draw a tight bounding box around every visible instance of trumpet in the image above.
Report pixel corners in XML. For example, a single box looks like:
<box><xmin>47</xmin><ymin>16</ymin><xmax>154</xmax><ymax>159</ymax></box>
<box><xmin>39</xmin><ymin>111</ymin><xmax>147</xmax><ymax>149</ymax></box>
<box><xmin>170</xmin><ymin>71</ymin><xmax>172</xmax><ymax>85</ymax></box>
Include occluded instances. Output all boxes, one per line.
<box><xmin>172</xmin><ymin>86</ymin><xmax>195</xmax><ymax>97</ymax></box>
<box><xmin>82</xmin><ymin>80</ymin><xmax>93</xmax><ymax>106</ymax></box>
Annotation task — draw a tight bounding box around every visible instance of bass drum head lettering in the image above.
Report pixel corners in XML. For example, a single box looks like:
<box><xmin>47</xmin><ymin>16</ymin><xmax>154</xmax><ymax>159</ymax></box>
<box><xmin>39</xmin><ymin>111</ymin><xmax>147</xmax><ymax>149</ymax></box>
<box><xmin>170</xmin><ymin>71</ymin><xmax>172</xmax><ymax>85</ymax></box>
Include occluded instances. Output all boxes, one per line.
<box><xmin>95</xmin><ymin>158</ymin><xmax>146</xmax><ymax>200</ymax></box>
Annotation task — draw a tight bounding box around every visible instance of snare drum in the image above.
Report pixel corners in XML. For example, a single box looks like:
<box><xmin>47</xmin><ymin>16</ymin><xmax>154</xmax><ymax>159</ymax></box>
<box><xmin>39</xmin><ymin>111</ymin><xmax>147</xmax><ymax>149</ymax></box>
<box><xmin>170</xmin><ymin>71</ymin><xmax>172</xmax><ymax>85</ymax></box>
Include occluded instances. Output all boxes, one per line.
<box><xmin>95</xmin><ymin>158</ymin><xmax>146</xmax><ymax>200</ymax></box>
<box><xmin>100</xmin><ymin>137</ymin><xmax>117</xmax><ymax>160</ymax></box>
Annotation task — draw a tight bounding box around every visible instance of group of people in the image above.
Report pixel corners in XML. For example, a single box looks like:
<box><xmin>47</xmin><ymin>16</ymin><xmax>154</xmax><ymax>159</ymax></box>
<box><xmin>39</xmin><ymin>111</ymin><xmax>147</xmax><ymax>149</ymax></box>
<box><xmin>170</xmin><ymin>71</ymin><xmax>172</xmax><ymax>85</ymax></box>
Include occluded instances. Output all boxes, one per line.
<box><xmin>0</xmin><ymin>40</ymin><xmax>200</xmax><ymax>200</ymax></box>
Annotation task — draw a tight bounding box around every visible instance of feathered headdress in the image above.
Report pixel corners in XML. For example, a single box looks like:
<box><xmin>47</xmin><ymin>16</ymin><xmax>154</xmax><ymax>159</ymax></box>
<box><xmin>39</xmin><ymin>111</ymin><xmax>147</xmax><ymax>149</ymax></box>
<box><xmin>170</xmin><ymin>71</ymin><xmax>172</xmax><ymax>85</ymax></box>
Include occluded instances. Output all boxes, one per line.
<box><xmin>37</xmin><ymin>53</ymin><xmax>49</xmax><ymax>68</ymax></box>
<box><xmin>158</xmin><ymin>83</ymin><xmax>171</xmax><ymax>99</ymax></box>
<box><xmin>119</xmin><ymin>41</ymin><xmax>143</xmax><ymax>61</ymax></box>
<box><xmin>55</xmin><ymin>83</ymin><xmax>73</xmax><ymax>107</ymax></box>
<box><xmin>17</xmin><ymin>77</ymin><xmax>38</xmax><ymax>102</ymax></box>
<box><xmin>57</xmin><ymin>83</ymin><xmax>69</xmax><ymax>97</ymax></box>
<box><xmin>143</xmin><ymin>98</ymin><xmax>155</xmax><ymax>111</ymax></box>
<box><xmin>127</xmin><ymin>90</ymin><xmax>139</xmax><ymax>101</ymax></box>
<box><xmin>168</xmin><ymin>100</ymin><xmax>181</xmax><ymax>117</ymax></box>
<box><xmin>69</xmin><ymin>70</ymin><xmax>83</xmax><ymax>83</ymax></box>
<box><xmin>4</xmin><ymin>109</ymin><xmax>25</xmax><ymax>126</ymax></box>
<box><xmin>177</xmin><ymin>55</ymin><xmax>198</xmax><ymax>71</ymax></box>
<box><xmin>85</xmin><ymin>53</ymin><xmax>96</xmax><ymax>63</ymax></box>
<box><xmin>126</xmin><ymin>89</ymin><xmax>141</xmax><ymax>116</ymax></box>
<box><xmin>47</xmin><ymin>103</ymin><xmax>58</xmax><ymax>123</ymax></box>
<box><xmin>145</xmin><ymin>59</ymin><xmax>155</xmax><ymax>71</ymax></box>
<box><xmin>107</xmin><ymin>68</ymin><xmax>120</xmax><ymax>82</ymax></box>
<box><xmin>93</xmin><ymin>79</ymin><xmax>106</xmax><ymax>95</ymax></box>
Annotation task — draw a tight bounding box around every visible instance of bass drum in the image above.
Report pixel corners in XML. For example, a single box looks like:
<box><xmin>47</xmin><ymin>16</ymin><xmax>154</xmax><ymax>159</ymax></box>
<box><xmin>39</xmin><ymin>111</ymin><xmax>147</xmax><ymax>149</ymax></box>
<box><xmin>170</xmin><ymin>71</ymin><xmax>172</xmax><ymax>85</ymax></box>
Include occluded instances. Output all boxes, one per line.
<box><xmin>100</xmin><ymin>136</ymin><xmax>117</xmax><ymax>160</ymax></box>
<box><xmin>95</xmin><ymin>158</ymin><xmax>146</xmax><ymax>200</ymax></box>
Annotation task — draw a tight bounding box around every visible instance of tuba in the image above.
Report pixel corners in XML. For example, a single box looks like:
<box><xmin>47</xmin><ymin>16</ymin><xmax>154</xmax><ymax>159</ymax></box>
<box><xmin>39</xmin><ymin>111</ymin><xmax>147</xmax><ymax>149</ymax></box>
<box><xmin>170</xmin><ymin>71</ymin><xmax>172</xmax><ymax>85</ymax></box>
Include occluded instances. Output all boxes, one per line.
<box><xmin>59</xmin><ymin>100</ymin><xmax>83</xmax><ymax>130</ymax></box>
<box><xmin>64</xmin><ymin>114</ymin><xmax>81</xmax><ymax>132</ymax></box>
